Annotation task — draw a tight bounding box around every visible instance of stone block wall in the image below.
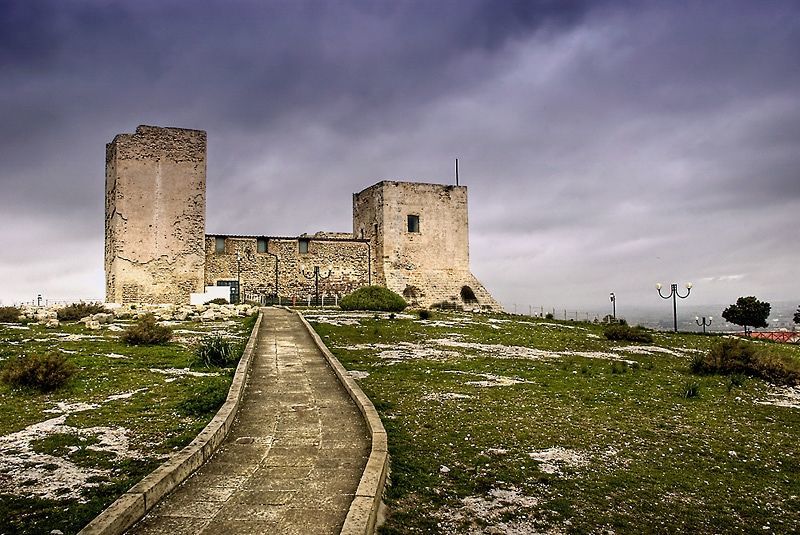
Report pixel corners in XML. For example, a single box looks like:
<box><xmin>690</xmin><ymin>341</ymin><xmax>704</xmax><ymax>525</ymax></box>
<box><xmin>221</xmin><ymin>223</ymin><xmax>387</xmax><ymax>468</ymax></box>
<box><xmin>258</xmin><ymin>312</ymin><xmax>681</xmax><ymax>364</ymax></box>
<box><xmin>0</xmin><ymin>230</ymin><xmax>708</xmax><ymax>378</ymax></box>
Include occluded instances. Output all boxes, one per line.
<box><xmin>105</xmin><ymin>126</ymin><xmax>206</xmax><ymax>304</ymax></box>
<box><xmin>203</xmin><ymin>235</ymin><xmax>371</xmax><ymax>301</ymax></box>
<box><xmin>353</xmin><ymin>180</ymin><xmax>501</xmax><ymax>310</ymax></box>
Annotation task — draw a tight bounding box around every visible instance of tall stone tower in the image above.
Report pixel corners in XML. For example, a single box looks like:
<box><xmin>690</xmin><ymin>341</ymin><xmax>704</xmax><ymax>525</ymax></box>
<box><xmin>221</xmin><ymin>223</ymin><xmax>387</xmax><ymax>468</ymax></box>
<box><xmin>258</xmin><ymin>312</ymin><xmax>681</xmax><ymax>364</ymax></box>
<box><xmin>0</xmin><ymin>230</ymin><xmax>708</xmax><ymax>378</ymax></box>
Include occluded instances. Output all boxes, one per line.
<box><xmin>105</xmin><ymin>125</ymin><xmax>207</xmax><ymax>304</ymax></box>
<box><xmin>353</xmin><ymin>181</ymin><xmax>500</xmax><ymax>310</ymax></box>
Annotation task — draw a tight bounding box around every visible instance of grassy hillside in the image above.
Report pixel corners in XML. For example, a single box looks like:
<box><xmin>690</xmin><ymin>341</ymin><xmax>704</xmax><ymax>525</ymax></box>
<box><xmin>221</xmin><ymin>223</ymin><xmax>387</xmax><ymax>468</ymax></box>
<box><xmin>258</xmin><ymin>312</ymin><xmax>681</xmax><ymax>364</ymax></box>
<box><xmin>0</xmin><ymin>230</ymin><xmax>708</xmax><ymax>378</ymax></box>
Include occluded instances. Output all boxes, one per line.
<box><xmin>0</xmin><ymin>314</ymin><xmax>256</xmax><ymax>534</ymax></box>
<box><xmin>307</xmin><ymin>310</ymin><xmax>800</xmax><ymax>534</ymax></box>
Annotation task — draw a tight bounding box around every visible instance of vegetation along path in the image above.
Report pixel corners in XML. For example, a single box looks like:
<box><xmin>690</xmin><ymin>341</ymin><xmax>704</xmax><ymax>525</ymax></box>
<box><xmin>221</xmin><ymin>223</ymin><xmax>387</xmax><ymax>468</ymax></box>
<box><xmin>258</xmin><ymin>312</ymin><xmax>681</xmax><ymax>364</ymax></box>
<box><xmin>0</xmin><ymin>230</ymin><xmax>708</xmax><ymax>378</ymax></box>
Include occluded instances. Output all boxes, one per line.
<box><xmin>130</xmin><ymin>307</ymin><xmax>370</xmax><ymax>534</ymax></box>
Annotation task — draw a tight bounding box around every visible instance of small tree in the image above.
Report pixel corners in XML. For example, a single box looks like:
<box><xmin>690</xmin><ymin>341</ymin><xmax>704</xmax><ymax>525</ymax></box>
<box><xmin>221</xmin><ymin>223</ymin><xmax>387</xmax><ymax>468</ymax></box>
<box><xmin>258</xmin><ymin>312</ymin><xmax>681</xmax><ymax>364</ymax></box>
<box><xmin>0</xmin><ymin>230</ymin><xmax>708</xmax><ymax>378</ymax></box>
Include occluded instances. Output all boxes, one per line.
<box><xmin>722</xmin><ymin>296</ymin><xmax>771</xmax><ymax>336</ymax></box>
<box><xmin>794</xmin><ymin>305</ymin><xmax>800</xmax><ymax>325</ymax></box>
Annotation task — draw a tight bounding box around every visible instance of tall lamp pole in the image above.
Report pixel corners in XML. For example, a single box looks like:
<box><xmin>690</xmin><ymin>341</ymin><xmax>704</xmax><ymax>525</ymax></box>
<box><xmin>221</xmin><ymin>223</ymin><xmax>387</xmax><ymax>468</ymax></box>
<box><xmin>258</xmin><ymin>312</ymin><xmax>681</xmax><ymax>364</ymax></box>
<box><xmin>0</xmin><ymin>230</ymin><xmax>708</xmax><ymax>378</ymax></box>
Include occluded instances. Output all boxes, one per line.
<box><xmin>264</xmin><ymin>239</ymin><xmax>279</xmax><ymax>304</ymax></box>
<box><xmin>609</xmin><ymin>292</ymin><xmax>616</xmax><ymax>320</ymax></box>
<box><xmin>235</xmin><ymin>251</ymin><xmax>242</xmax><ymax>304</ymax></box>
<box><xmin>656</xmin><ymin>282</ymin><xmax>692</xmax><ymax>332</ymax></box>
<box><xmin>303</xmin><ymin>266</ymin><xmax>332</xmax><ymax>306</ymax></box>
<box><xmin>695</xmin><ymin>316</ymin><xmax>712</xmax><ymax>334</ymax></box>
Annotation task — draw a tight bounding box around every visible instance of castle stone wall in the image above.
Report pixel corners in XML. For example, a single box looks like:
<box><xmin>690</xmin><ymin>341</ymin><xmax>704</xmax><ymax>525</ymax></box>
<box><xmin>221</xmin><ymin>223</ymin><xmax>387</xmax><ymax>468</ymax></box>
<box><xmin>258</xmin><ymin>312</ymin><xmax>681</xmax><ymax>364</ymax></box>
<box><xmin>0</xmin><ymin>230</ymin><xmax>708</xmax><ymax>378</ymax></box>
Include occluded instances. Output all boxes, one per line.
<box><xmin>105</xmin><ymin>126</ymin><xmax>206</xmax><ymax>304</ymax></box>
<box><xmin>353</xmin><ymin>181</ymin><xmax>500</xmax><ymax>310</ymax></box>
<box><xmin>104</xmin><ymin>125</ymin><xmax>500</xmax><ymax>309</ymax></box>
<box><xmin>203</xmin><ymin>235</ymin><xmax>371</xmax><ymax>301</ymax></box>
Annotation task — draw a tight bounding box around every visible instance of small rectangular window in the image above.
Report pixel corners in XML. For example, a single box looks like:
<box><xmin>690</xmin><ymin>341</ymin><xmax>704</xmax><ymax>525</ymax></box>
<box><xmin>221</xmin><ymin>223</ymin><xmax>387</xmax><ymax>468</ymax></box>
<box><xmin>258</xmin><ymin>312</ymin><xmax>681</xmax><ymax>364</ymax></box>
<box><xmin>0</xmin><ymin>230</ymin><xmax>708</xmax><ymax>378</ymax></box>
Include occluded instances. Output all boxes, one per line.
<box><xmin>299</xmin><ymin>238</ymin><xmax>310</xmax><ymax>254</ymax></box>
<box><xmin>407</xmin><ymin>215</ymin><xmax>420</xmax><ymax>233</ymax></box>
<box><xmin>214</xmin><ymin>237</ymin><xmax>225</xmax><ymax>253</ymax></box>
<box><xmin>257</xmin><ymin>238</ymin><xmax>267</xmax><ymax>253</ymax></box>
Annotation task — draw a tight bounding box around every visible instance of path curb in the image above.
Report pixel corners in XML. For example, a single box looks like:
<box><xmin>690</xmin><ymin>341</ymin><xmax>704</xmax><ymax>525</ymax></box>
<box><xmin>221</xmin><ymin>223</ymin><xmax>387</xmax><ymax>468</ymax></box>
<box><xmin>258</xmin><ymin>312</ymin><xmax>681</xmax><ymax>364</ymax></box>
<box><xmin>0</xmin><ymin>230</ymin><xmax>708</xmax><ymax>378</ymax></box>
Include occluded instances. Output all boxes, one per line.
<box><xmin>78</xmin><ymin>311</ymin><xmax>264</xmax><ymax>535</ymax></box>
<box><xmin>297</xmin><ymin>311</ymin><xmax>389</xmax><ymax>535</ymax></box>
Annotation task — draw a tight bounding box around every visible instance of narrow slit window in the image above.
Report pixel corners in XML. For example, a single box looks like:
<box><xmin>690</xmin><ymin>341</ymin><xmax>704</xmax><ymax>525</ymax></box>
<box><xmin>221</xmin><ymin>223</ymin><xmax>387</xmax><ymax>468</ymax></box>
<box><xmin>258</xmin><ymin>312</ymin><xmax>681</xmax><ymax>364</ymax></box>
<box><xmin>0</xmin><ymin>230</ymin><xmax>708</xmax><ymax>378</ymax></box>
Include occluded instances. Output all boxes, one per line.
<box><xmin>299</xmin><ymin>238</ymin><xmax>310</xmax><ymax>254</ymax></box>
<box><xmin>214</xmin><ymin>237</ymin><xmax>225</xmax><ymax>253</ymax></box>
<box><xmin>407</xmin><ymin>215</ymin><xmax>420</xmax><ymax>233</ymax></box>
<box><xmin>257</xmin><ymin>238</ymin><xmax>267</xmax><ymax>253</ymax></box>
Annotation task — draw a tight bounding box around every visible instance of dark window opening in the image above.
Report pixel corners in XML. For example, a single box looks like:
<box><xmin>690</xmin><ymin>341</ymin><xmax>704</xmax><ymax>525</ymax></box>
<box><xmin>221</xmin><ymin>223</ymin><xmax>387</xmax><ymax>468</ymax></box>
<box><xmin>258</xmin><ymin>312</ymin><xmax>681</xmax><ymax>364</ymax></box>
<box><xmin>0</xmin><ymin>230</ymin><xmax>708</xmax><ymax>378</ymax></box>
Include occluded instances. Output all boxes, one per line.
<box><xmin>214</xmin><ymin>237</ymin><xmax>225</xmax><ymax>254</ymax></box>
<box><xmin>407</xmin><ymin>215</ymin><xmax>420</xmax><ymax>233</ymax></box>
<box><xmin>257</xmin><ymin>238</ymin><xmax>267</xmax><ymax>253</ymax></box>
<box><xmin>299</xmin><ymin>238</ymin><xmax>310</xmax><ymax>254</ymax></box>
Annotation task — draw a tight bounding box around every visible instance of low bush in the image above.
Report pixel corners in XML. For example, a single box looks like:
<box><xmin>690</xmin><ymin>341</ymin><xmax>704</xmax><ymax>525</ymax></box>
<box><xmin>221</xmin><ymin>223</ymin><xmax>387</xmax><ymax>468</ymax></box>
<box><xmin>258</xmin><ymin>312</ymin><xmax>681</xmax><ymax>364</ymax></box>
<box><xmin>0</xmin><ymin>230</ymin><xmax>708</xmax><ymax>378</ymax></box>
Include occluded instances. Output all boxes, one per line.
<box><xmin>727</xmin><ymin>373</ymin><xmax>747</xmax><ymax>392</ymax></box>
<box><xmin>340</xmin><ymin>286</ymin><xmax>407</xmax><ymax>312</ymax></box>
<box><xmin>1</xmin><ymin>353</ymin><xmax>76</xmax><ymax>392</ymax></box>
<box><xmin>205</xmin><ymin>298</ymin><xmax>229</xmax><ymax>305</ymax></box>
<box><xmin>121</xmin><ymin>314</ymin><xmax>172</xmax><ymax>345</ymax></box>
<box><xmin>417</xmin><ymin>309</ymin><xmax>432</xmax><ymax>320</ymax></box>
<box><xmin>57</xmin><ymin>302</ymin><xmax>108</xmax><ymax>321</ymax></box>
<box><xmin>603</xmin><ymin>323</ymin><xmax>653</xmax><ymax>343</ymax></box>
<box><xmin>610</xmin><ymin>361</ymin><xmax>629</xmax><ymax>374</ymax></box>
<box><xmin>0</xmin><ymin>306</ymin><xmax>21</xmax><ymax>323</ymax></box>
<box><xmin>692</xmin><ymin>339</ymin><xmax>800</xmax><ymax>386</ymax></box>
<box><xmin>681</xmin><ymin>381</ymin><xmax>701</xmax><ymax>399</ymax></box>
<box><xmin>195</xmin><ymin>335</ymin><xmax>237</xmax><ymax>367</ymax></box>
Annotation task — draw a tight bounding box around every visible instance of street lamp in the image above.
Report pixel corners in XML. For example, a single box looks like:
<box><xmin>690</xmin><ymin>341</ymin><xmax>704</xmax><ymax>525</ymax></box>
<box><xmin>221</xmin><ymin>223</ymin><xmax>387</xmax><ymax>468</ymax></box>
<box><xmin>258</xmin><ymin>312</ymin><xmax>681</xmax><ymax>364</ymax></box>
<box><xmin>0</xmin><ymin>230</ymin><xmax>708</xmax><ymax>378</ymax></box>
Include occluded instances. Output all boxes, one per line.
<box><xmin>695</xmin><ymin>316</ymin><xmax>712</xmax><ymax>334</ymax></box>
<box><xmin>302</xmin><ymin>266</ymin><xmax>332</xmax><ymax>306</ymax></box>
<box><xmin>656</xmin><ymin>282</ymin><xmax>692</xmax><ymax>332</ymax></box>
<box><xmin>609</xmin><ymin>292</ymin><xmax>616</xmax><ymax>320</ymax></box>
<box><xmin>235</xmin><ymin>251</ymin><xmax>242</xmax><ymax>304</ymax></box>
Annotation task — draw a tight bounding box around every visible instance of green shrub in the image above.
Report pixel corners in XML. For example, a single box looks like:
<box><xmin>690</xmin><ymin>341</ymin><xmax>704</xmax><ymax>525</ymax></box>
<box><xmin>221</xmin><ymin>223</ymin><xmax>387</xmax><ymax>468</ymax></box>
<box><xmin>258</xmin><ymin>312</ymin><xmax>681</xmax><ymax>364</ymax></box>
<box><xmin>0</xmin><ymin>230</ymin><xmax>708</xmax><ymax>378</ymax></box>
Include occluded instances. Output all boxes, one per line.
<box><xmin>1</xmin><ymin>352</ymin><xmax>76</xmax><ymax>392</ymax></box>
<box><xmin>545</xmin><ymin>313</ymin><xmax>554</xmax><ymax>320</ymax></box>
<box><xmin>121</xmin><ymin>314</ymin><xmax>172</xmax><ymax>345</ymax></box>
<box><xmin>195</xmin><ymin>335</ymin><xmax>237</xmax><ymax>367</ymax></box>
<box><xmin>340</xmin><ymin>286</ymin><xmax>407</xmax><ymax>312</ymax></box>
<box><xmin>727</xmin><ymin>373</ymin><xmax>747</xmax><ymax>392</ymax></box>
<box><xmin>0</xmin><ymin>306</ymin><xmax>21</xmax><ymax>323</ymax></box>
<box><xmin>681</xmin><ymin>381</ymin><xmax>701</xmax><ymax>399</ymax></box>
<box><xmin>692</xmin><ymin>339</ymin><xmax>800</xmax><ymax>386</ymax></box>
<box><xmin>610</xmin><ymin>361</ymin><xmax>628</xmax><ymax>374</ymax></box>
<box><xmin>178</xmin><ymin>378</ymin><xmax>230</xmax><ymax>416</ymax></box>
<box><xmin>205</xmin><ymin>298</ymin><xmax>229</xmax><ymax>305</ymax></box>
<box><xmin>603</xmin><ymin>323</ymin><xmax>653</xmax><ymax>343</ymax></box>
<box><xmin>417</xmin><ymin>309</ymin><xmax>432</xmax><ymax>320</ymax></box>
<box><xmin>57</xmin><ymin>302</ymin><xmax>108</xmax><ymax>321</ymax></box>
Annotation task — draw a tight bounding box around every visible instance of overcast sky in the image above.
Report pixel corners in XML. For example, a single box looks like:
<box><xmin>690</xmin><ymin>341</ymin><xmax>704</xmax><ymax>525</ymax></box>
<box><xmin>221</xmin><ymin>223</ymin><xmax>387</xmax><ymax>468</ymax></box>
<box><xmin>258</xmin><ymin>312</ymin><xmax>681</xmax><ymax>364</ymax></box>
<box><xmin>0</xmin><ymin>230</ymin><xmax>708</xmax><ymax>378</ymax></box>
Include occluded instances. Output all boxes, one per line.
<box><xmin>1</xmin><ymin>0</ymin><xmax>798</xmax><ymax>315</ymax></box>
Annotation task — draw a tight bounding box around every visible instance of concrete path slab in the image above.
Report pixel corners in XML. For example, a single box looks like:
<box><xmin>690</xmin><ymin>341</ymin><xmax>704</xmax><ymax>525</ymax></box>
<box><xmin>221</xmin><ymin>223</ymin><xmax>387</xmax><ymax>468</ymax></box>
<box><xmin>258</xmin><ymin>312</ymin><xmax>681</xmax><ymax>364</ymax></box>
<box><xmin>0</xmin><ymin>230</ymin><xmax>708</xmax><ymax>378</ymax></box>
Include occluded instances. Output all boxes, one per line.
<box><xmin>128</xmin><ymin>308</ymin><xmax>370</xmax><ymax>535</ymax></box>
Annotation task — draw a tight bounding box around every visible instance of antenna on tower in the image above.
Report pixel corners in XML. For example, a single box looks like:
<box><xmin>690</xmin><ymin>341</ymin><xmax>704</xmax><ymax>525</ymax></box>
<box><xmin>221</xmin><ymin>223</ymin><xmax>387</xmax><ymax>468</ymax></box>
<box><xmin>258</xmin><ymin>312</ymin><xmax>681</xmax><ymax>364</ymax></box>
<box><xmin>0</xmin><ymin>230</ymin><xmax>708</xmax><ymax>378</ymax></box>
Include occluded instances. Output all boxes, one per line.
<box><xmin>455</xmin><ymin>158</ymin><xmax>459</xmax><ymax>186</ymax></box>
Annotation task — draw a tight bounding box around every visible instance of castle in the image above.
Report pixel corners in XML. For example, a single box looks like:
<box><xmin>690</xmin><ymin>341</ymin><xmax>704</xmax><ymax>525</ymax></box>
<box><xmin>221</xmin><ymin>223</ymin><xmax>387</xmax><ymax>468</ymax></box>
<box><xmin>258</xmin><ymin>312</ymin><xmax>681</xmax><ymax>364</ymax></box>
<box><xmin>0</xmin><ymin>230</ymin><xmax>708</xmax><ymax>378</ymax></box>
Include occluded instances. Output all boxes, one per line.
<box><xmin>104</xmin><ymin>125</ymin><xmax>500</xmax><ymax>310</ymax></box>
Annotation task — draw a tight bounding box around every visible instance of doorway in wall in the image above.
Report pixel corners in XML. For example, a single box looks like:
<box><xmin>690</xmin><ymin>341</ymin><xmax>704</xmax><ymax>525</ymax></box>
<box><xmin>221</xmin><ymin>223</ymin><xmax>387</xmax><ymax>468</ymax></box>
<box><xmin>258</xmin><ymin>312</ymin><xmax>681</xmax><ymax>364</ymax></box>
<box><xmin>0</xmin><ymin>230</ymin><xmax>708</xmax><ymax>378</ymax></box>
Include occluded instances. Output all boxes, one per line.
<box><xmin>216</xmin><ymin>280</ymin><xmax>240</xmax><ymax>304</ymax></box>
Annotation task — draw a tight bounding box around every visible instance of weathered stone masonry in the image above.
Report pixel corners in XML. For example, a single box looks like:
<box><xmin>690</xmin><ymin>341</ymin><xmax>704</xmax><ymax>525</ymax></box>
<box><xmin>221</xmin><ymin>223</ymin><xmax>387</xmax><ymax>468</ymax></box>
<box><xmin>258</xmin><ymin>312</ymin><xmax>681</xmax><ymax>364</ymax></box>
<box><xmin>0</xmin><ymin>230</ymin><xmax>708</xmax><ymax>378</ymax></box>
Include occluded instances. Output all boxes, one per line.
<box><xmin>105</xmin><ymin>126</ymin><xmax>206</xmax><ymax>304</ymax></box>
<box><xmin>204</xmin><ymin>234</ymin><xmax>371</xmax><ymax>302</ymax></box>
<box><xmin>105</xmin><ymin>125</ymin><xmax>500</xmax><ymax>309</ymax></box>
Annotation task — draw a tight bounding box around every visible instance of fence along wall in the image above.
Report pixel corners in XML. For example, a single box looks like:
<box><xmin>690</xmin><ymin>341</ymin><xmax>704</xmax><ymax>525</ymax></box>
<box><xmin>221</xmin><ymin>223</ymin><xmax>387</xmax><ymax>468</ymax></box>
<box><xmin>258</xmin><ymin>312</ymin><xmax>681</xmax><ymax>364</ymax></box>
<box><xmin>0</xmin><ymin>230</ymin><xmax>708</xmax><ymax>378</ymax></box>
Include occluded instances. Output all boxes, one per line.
<box><xmin>204</xmin><ymin>235</ymin><xmax>371</xmax><ymax>302</ymax></box>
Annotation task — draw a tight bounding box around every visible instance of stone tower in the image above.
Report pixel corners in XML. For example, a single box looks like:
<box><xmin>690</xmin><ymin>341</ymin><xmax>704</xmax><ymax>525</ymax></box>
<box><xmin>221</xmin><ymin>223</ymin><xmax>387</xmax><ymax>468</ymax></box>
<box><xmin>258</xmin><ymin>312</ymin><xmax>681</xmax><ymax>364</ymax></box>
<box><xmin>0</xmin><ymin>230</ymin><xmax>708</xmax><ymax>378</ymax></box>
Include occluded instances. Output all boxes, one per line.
<box><xmin>352</xmin><ymin>181</ymin><xmax>500</xmax><ymax>310</ymax></box>
<box><xmin>105</xmin><ymin>125</ymin><xmax>207</xmax><ymax>304</ymax></box>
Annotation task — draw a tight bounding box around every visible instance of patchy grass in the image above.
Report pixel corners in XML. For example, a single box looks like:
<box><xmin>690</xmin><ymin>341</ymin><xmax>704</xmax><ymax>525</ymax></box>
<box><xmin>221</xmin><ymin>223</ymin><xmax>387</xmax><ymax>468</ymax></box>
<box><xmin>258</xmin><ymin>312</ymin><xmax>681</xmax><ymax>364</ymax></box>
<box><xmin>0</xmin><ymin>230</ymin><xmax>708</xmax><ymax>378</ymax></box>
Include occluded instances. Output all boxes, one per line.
<box><xmin>0</xmin><ymin>313</ymin><xmax>257</xmax><ymax>534</ymax></box>
<box><xmin>307</xmin><ymin>310</ymin><xmax>800</xmax><ymax>534</ymax></box>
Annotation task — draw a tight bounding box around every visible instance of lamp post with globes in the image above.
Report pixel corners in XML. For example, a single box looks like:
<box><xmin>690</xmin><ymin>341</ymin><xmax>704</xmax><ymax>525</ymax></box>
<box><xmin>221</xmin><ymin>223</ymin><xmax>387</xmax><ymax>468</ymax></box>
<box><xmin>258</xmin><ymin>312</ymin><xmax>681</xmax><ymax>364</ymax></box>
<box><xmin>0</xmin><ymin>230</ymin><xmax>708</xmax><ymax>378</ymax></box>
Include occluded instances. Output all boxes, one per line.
<box><xmin>656</xmin><ymin>282</ymin><xmax>692</xmax><ymax>332</ymax></box>
<box><xmin>235</xmin><ymin>251</ymin><xmax>242</xmax><ymax>304</ymax></box>
<box><xmin>695</xmin><ymin>316</ymin><xmax>712</xmax><ymax>334</ymax></box>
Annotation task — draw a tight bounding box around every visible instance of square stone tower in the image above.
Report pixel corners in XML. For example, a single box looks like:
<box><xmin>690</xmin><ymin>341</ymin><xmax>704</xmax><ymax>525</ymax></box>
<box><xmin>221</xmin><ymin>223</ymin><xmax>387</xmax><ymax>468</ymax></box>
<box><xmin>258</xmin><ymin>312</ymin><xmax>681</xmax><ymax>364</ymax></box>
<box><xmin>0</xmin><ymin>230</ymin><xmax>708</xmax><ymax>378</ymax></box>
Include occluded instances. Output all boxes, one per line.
<box><xmin>105</xmin><ymin>125</ymin><xmax>207</xmax><ymax>304</ymax></box>
<box><xmin>353</xmin><ymin>180</ymin><xmax>500</xmax><ymax>309</ymax></box>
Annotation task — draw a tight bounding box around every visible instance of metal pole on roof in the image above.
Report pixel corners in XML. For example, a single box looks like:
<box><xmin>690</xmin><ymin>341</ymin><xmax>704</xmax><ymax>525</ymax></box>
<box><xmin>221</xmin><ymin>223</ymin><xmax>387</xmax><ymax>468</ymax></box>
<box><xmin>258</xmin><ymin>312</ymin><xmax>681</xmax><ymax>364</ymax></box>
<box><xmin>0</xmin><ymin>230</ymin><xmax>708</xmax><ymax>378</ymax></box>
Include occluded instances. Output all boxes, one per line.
<box><xmin>455</xmin><ymin>158</ymin><xmax>459</xmax><ymax>186</ymax></box>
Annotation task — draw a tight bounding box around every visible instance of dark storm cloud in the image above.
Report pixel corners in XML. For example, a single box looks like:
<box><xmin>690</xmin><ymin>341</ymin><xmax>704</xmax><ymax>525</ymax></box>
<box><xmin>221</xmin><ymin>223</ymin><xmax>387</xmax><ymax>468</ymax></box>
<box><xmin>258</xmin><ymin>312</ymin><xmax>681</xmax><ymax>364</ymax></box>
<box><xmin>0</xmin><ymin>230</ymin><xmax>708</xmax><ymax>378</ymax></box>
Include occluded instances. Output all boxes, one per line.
<box><xmin>0</xmin><ymin>0</ymin><xmax>798</xmax><ymax>310</ymax></box>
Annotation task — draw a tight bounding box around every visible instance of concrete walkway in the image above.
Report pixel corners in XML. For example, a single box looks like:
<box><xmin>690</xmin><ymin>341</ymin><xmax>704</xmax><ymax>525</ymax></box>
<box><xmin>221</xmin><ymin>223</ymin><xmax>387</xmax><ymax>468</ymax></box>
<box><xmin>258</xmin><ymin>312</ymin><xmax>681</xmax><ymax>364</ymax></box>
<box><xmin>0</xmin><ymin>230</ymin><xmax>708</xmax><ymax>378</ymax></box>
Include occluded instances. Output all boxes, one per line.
<box><xmin>129</xmin><ymin>308</ymin><xmax>370</xmax><ymax>534</ymax></box>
